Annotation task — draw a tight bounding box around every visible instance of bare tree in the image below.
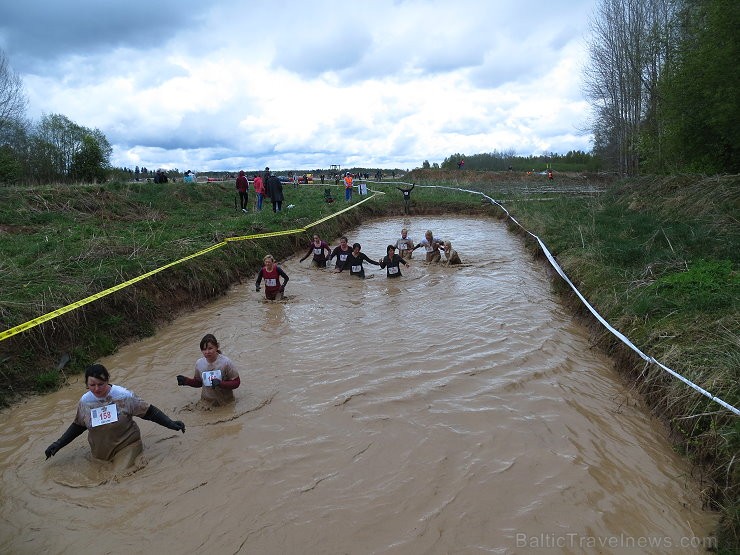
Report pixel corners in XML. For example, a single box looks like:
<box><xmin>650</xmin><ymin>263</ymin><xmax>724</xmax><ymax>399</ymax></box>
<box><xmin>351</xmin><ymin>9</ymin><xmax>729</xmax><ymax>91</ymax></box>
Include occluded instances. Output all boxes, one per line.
<box><xmin>583</xmin><ymin>0</ymin><xmax>677</xmax><ymax>175</ymax></box>
<box><xmin>0</xmin><ymin>49</ymin><xmax>27</xmax><ymax>134</ymax></box>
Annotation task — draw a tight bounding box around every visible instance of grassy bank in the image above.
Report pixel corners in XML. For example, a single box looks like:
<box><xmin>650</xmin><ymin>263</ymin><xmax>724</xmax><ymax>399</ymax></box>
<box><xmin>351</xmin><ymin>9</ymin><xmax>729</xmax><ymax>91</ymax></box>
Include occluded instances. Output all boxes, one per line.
<box><xmin>1</xmin><ymin>173</ymin><xmax>737</xmax><ymax>549</ymax></box>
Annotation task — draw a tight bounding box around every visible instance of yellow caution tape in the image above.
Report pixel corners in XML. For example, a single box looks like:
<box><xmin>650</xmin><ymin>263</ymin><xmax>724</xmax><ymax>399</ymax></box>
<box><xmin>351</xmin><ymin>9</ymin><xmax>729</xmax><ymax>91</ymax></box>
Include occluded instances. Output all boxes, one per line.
<box><xmin>0</xmin><ymin>194</ymin><xmax>381</xmax><ymax>342</ymax></box>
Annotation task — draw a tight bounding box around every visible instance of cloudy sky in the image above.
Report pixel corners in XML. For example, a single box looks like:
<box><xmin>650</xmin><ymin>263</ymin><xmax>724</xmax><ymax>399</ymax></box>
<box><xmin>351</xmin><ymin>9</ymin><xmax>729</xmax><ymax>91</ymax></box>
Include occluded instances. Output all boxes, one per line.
<box><xmin>0</xmin><ymin>0</ymin><xmax>596</xmax><ymax>172</ymax></box>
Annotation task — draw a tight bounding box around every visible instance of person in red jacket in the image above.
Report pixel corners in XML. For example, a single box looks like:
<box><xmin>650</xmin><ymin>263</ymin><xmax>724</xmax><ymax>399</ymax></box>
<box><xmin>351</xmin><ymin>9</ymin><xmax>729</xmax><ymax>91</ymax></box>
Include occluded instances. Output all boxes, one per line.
<box><xmin>252</xmin><ymin>174</ymin><xmax>265</xmax><ymax>211</ymax></box>
<box><xmin>255</xmin><ymin>254</ymin><xmax>289</xmax><ymax>300</ymax></box>
<box><xmin>236</xmin><ymin>170</ymin><xmax>249</xmax><ymax>213</ymax></box>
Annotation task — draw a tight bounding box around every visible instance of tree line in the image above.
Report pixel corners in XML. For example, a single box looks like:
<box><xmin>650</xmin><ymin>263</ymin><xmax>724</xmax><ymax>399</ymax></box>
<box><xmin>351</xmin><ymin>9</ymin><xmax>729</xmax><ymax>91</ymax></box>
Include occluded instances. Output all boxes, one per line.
<box><xmin>0</xmin><ymin>51</ymin><xmax>112</xmax><ymax>185</ymax></box>
<box><xmin>434</xmin><ymin>151</ymin><xmax>601</xmax><ymax>172</ymax></box>
<box><xmin>584</xmin><ymin>0</ymin><xmax>738</xmax><ymax>175</ymax></box>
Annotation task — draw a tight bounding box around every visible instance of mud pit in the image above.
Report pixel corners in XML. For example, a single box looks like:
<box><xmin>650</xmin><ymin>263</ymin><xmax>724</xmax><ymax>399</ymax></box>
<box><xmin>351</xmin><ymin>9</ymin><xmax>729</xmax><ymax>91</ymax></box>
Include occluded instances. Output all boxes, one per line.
<box><xmin>0</xmin><ymin>216</ymin><xmax>715</xmax><ymax>554</ymax></box>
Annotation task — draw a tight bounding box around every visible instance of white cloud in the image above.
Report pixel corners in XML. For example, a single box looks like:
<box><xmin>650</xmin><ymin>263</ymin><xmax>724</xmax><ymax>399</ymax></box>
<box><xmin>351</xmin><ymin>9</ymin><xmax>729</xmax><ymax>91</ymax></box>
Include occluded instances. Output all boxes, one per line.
<box><xmin>0</xmin><ymin>0</ymin><xmax>596</xmax><ymax>171</ymax></box>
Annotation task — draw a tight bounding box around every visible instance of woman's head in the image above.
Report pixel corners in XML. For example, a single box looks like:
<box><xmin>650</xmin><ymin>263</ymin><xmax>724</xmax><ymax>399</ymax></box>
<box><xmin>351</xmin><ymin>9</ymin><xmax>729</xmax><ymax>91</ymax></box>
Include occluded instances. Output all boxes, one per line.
<box><xmin>85</xmin><ymin>364</ymin><xmax>112</xmax><ymax>397</ymax></box>
<box><xmin>200</xmin><ymin>334</ymin><xmax>221</xmax><ymax>362</ymax></box>
<box><xmin>387</xmin><ymin>244</ymin><xmax>396</xmax><ymax>254</ymax></box>
<box><xmin>85</xmin><ymin>364</ymin><xmax>110</xmax><ymax>385</ymax></box>
<box><xmin>200</xmin><ymin>333</ymin><xmax>219</xmax><ymax>351</ymax></box>
<box><xmin>339</xmin><ymin>236</ymin><xmax>348</xmax><ymax>246</ymax></box>
<box><xmin>352</xmin><ymin>243</ymin><xmax>361</xmax><ymax>252</ymax></box>
<box><xmin>425</xmin><ymin>230</ymin><xmax>433</xmax><ymax>240</ymax></box>
<box><xmin>263</xmin><ymin>254</ymin><xmax>275</xmax><ymax>267</ymax></box>
<box><xmin>444</xmin><ymin>240</ymin><xmax>452</xmax><ymax>250</ymax></box>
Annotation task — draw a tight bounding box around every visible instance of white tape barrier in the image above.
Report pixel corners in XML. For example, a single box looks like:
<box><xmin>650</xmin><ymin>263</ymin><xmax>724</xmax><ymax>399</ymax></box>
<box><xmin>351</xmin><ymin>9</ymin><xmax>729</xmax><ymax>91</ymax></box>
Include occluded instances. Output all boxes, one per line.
<box><xmin>406</xmin><ymin>182</ymin><xmax>739</xmax><ymax>417</ymax></box>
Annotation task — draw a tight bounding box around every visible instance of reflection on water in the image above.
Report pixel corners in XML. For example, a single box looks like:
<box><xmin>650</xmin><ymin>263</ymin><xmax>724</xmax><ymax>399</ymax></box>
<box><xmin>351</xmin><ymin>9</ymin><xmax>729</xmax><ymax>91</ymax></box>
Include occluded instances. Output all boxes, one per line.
<box><xmin>0</xmin><ymin>216</ymin><xmax>716</xmax><ymax>554</ymax></box>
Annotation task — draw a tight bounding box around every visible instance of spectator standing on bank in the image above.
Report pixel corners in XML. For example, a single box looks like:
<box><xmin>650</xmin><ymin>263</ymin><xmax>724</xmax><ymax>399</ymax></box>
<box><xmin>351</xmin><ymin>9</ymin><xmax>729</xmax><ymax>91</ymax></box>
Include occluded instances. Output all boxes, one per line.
<box><xmin>267</xmin><ymin>173</ymin><xmax>284</xmax><ymax>212</ymax></box>
<box><xmin>253</xmin><ymin>173</ymin><xmax>265</xmax><ymax>211</ymax></box>
<box><xmin>236</xmin><ymin>170</ymin><xmax>249</xmax><ymax>213</ymax></box>
<box><xmin>343</xmin><ymin>172</ymin><xmax>354</xmax><ymax>201</ymax></box>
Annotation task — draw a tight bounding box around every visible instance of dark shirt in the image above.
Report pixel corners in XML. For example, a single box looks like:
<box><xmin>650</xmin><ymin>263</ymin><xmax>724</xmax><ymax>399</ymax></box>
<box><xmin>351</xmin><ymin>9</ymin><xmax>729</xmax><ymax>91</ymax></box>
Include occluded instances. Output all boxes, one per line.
<box><xmin>396</xmin><ymin>184</ymin><xmax>414</xmax><ymax>199</ymax></box>
<box><xmin>338</xmin><ymin>252</ymin><xmax>380</xmax><ymax>277</ymax></box>
<box><xmin>329</xmin><ymin>245</ymin><xmax>353</xmax><ymax>268</ymax></box>
<box><xmin>379</xmin><ymin>254</ymin><xmax>408</xmax><ymax>278</ymax></box>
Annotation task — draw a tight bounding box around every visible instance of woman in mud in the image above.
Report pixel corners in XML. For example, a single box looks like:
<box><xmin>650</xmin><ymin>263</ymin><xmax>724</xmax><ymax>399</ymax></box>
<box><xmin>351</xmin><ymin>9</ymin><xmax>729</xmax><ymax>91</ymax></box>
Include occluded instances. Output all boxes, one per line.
<box><xmin>412</xmin><ymin>230</ymin><xmax>444</xmax><ymax>263</ymax></box>
<box><xmin>334</xmin><ymin>242</ymin><xmax>380</xmax><ymax>278</ymax></box>
<box><xmin>45</xmin><ymin>364</ymin><xmax>185</xmax><ymax>465</ymax></box>
<box><xmin>395</xmin><ymin>228</ymin><xmax>414</xmax><ymax>259</ymax></box>
<box><xmin>379</xmin><ymin>244</ymin><xmax>410</xmax><ymax>278</ymax></box>
<box><xmin>328</xmin><ymin>236</ymin><xmax>353</xmax><ymax>269</ymax></box>
<box><xmin>442</xmin><ymin>240</ymin><xmax>462</xmax><ymax>265</ymax></box>
<box><xmin>176</xmin><ymin>334</ymin><xmax>241</xmax><ymax>406</ymax></box>
<box><xmin>255</xmin><ymin>254</ymin><xmax>289</xmax><ymax>300</ymax></box>
<box><xmin>299</xmin><ymin>234</ymin><xmax>332</xmax><ymax>268</ymax></box>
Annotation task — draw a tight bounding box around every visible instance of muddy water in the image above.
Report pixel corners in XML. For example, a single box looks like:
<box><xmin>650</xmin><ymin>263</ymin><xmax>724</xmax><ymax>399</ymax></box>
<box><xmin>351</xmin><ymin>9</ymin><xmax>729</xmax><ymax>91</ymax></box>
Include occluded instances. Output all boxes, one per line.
<box><xmin>0</xmin><ymin>216</ymin><xmax>716</xmax><ymax>554</ymax></box>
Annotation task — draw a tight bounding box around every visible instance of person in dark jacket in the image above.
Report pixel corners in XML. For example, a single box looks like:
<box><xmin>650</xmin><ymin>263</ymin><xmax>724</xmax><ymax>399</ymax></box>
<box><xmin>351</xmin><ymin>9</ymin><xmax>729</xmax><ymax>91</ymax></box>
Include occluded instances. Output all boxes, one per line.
<box><xmin>334</xmin><ymin>243</ymin><xmax>380</xmax><ymax>279</ymax></box>
<box><xmin>266</xmin><ymin>174</ymin><xmax>284</xmax><ymax>212</ymax></box>
<box><xmin>236</xmin><ymin>170</ymin><xmax>249</xmax><ymax>212</ymax></box>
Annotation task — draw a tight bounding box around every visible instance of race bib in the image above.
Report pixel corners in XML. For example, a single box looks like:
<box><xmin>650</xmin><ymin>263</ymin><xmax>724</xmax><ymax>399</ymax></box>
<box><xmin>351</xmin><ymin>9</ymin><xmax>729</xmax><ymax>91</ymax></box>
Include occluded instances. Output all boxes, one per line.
<box><xmin>201</xmin><ymin>369</ymin><xmax>223</xmax><ymax>387</ymax></box>
<box><xmin>90</xmin><ymin>403</ymin><xmax>118</xmax><ymax>427</ymax></box>
<box><xmin>399</xmin><ymin>242</ymin><xmax>408</xmax><ymax>250</ymax></box>
<box><xmin>351</xmin><ymin>265</ymin><xmax>362</xmax><ymax>273</ymax></box>
<box><xmin>313</xmin><ymin>247</ymin><xmax>323</xmax><ymax>255</ymax></box>
<box><xmin>265</xmin><ymin>278</ymin><xmax>277</xmax><ymax>287</ymax></box>
<box><xmin>388</xmin><ymin>266</ymin><xmax>399</xmax><ymax>274</ymax></box>
<box><xmin>340</xmin><ymin>254</ymin><xmax>348</xmax><ymax>262</ymax></box>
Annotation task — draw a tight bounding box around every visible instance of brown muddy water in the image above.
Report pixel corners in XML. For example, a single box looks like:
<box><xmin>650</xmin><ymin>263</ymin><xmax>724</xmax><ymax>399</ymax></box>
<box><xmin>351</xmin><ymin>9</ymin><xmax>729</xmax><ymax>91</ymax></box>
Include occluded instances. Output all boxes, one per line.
<box><xmin>0</xmin><ymin>216</ymin><xmax>717</xmax><ymax>554</ymax></box>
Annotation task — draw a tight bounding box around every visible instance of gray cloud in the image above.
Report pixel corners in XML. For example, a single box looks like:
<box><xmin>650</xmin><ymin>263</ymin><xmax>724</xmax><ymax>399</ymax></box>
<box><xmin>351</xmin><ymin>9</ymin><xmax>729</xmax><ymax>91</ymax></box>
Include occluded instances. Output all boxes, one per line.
<box><xmin>0</xmin><ymin>0</ymin><xmax>596</xmax><ymax>171</ymax></box>
<box><xmin>0</xmin><ymin>0</ymin><xmax>206</xmax><ymax>72</ymax></box>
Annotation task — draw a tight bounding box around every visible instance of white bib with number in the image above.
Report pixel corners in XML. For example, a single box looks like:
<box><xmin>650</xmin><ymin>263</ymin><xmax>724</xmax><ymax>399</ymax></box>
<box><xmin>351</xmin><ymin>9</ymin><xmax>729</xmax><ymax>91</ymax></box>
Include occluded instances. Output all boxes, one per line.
<box><xmin>90</xmin><ymin>403</ymin><xmax>118</xmax><ymax>427</ymax></box>
<box><xmin>351</xmin><ymin>265</ymin><xmax>362</xmax><ymax>273</ymax></box>
<box><xmin>313</xmin><ymin>247</ymin><xmax>322</xmax><ymax>255</ymax></box>
<box><xmin>399</xmin><ymin>242</ymin><xmax>408</xmax><ymax>250</ymax></box>
<box><xmin>340</xmin><ymin>254</ymin><xmax>348</xmax><ymax>262</ymax></box>
<box><xmin>202</xmin><ymin>369</ymin><xmax>223</xmax><ymax>387</ymax></box>
<box><xmin>265</xmin><ymin>278</ymin><xmax>277</xmax><ymax>287</ymax></box>
<box><xmin>388</xmin><ymin>266</ymin><xmax>399</xmax><ymax>274</ymax></box>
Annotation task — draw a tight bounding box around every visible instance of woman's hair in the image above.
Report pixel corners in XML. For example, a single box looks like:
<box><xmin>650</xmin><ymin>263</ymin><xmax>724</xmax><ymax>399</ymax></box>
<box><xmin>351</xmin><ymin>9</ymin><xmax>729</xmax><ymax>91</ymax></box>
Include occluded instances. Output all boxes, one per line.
<box><xmin>340</xmin><ymin>236</ymin><xmax>348</xmax><ymax>242</ymax></box>
<box><xmin>425</xmin><ymin>230</ymin><xmax>433</xmax><ymax>238</ymax></box>
<box><xmin>352</xmin><ymin>243</ymin><xmax>361</xmax><ymax>250</ymax></box>
<box><xmin>200</xmin><ymin>333</ymin><xmax>220</xmax><ymax>351</ymax></box>
<box><xmin>85</xmin><ymin>363</ymin><xmax>110</xmax><ymax>383</ymax></box>
<box><xmin>444</xmin><ymin>240</ymin><xmax>452</xmax><ymax>249</ymax></box>
<box><xmin>263</xmin><ymin>254</ymin><xmax>274</xmax><ymax>263</ymax></box>
<box><xmin>387</xmin><ymin>244</ymin><xmax>396</xmax><ymax>252</ymax></box>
